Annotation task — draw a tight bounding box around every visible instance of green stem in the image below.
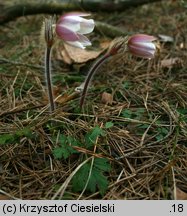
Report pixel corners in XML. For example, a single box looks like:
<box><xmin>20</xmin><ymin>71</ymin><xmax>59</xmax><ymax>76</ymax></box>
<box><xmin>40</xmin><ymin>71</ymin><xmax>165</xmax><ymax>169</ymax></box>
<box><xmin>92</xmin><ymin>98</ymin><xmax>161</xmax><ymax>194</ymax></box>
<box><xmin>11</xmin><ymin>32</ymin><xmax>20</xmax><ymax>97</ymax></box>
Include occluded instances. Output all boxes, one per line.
<box><xmin>45</xmin><ymin>46</ymin><xmax>55</xmax><ymax>112</ymax></box>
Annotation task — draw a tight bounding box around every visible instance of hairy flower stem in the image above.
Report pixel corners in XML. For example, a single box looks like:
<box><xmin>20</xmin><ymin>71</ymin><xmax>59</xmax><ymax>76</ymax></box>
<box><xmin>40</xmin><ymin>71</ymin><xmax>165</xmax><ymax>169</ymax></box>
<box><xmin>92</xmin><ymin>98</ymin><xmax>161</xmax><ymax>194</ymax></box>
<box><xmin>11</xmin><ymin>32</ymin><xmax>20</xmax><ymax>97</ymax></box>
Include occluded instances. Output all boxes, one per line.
<box><xmin>42</xmin><ymin>16</ymin><xmax>56</xmax><ymax>112</ymax></box>
<box><xmin>45</xmin><ymin>46</ymin><xmax>55</xmax><ymax>112</ymax></box>
<box><xmin>80</xmin><ymin>53</ymin><xmax>110</xmax><ymax>109</ymax></box>
<box><xmin>80</xmin><ymin>37</ymin><xmax>127</xmax><ymax>109</ymax></box>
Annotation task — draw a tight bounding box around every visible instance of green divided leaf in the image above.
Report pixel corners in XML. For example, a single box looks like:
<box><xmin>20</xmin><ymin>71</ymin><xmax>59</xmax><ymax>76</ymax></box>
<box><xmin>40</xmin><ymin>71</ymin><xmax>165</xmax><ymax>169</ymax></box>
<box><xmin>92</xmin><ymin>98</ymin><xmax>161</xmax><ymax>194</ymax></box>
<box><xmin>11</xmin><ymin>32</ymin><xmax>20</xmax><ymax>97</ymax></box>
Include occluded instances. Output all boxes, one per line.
<box><xmin>93</xmin><ymin>157</ymin><xmax>111</xmax><ymax>172</ymax></box>
<box><xmin>155</xmin><ymin>127</ymin><xmax>169</xmax><ymax>141</ymax></box>
<box><xmin>121</xmin><ymin>108</ymin><xmax>146</xmax><ymax>120</ymax></box>
<box><xmin>0</xmin><ymin>128</ymin><xmax>32</xmax><ymax>145</ymax></box>
<box><xmin>105</xmin><ymin>121</ymin><xmax>114</xmax><ymax>129</ymax></box>
<box><xmin>53</xmin><ymin>126</ymin><xmax>106</xmax><ymax>160</ymax></box>
<box><xmin>121</xmin><ymin>109</ymin><xmax>133</xmax><ymax>118</ymax></box>
<box><xmin>85</xmin><ymin>126</ymin><xmax>105</xmax><ymax>147</ymax></box>
<box><xmin>122</xmin><ymin>81</ymin><xmax>131</xmax><ymax>89</ymax></box>
<box><xmin>177</xmin><ymin>108</ymin><xmax>187</xmax><ymax>123</ymax></box>
<box><xmin>0</xmin><ymin>134</ymin><xmax>15</xmax><ymax>145</ymax></box>
<box><xmin>87</xmin><ymin>168</ymin><xmax>108</xmax><ymax>196</ymax></box>
<box><xmin>15</xmin><ymin>128</ymin><xmax>33</xmax><ymax>138</ymax></box>
<box><xmin>72</xmin><ymin>163</ymin><xmax>90</xmax><ymax>192</ymax></box>
<box><xmin>53</xmin><ymin>134</ymin><xmax>80</xmax><ymax>159</ymax></box>
<box><xmin>72</xmin><ymin>158</ymin><xmax>111</xmax><ymax>196</ymax></box>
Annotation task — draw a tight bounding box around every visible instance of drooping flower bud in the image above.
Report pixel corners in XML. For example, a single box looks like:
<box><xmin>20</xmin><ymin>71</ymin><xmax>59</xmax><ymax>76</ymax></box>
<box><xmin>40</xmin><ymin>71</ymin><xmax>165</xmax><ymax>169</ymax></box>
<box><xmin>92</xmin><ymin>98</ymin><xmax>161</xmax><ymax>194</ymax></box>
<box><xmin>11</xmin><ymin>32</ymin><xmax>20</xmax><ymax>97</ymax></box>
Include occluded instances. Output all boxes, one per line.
<box><xmin>43</xmin><ymin>16</ymin><xmax>56</xmax><ymax>48</ymax></box>
<box><xmin>127</xmin><ymin>34</ymin><xmax>157</xmax><ymax>59</ymax></box>
<box><xmin>56</xmin><ymin>12</ymin><xmax>95</xmax><ymax>49</ymax></box>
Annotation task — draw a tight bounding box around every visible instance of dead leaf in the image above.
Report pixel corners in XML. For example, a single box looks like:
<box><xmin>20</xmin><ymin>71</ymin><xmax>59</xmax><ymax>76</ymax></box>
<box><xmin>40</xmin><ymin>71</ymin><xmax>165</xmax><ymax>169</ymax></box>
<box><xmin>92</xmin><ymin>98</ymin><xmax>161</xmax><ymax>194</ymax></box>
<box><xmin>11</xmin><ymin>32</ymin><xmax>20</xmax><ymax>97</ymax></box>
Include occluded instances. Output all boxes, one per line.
<box><xmin>161</xmin><ymin>57</ymin><xmax>183</xmax><ymax>68</ymax></box>
<box><xmin>179</xmin><ymin>42</ymin><xmax>185</xmax><ymax>49</ymax></box>
<box><xmin>176</xmin><ymin>187</ymin><xmax>187</xmax><ymax>200</ymax></box>
<box><xmin>42</xmin><ymin>85</ymin><xmax>62</xmax><ymax>103</ymax></box>
<box><xmin>58</xmin><ymin>40</ymin><xmax>110</xmax><ymax>64</ymax></box>
<box><xmin>101</xmin><ymin>92</ymin><xmax>113</xmax><ymax>105</ymax></box>
<box><xmin>0</xmin><ymin>194</ymin><xmax>11</xmax><ymax>200</ymax></box>
<box><xmin>55</xmin><ymin>92</ymin><xmax>79</xmax><ymax>105</ymax></box>
<box><xmin>60</xmin><ymin>48</ymin><xmax>73</xmax><ymax>64</ymax></box>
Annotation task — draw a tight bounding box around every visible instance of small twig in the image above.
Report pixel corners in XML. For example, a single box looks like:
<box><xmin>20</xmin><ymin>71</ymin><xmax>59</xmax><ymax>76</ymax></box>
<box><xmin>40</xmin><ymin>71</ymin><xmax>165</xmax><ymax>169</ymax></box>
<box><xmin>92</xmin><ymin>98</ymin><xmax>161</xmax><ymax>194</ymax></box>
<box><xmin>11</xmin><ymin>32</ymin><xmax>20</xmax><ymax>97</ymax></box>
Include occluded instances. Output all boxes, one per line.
<box><xmin>0</xmin><ymin>189</ymin><xmax>20</xmax><ymax>200</ymax></box>
<box><xmin>0</xmin><ymin>91</ymin><xmax>80</xmax><ymax>118</ymax></box>
<box><xmin>0</xmin><ymin>57</ymin><xmax>44</xmax><ymax>69</ymax></box>
<box><xmin>172</xmin><ymin>166</ymin><xmax>177</xmax><ymax>200</ymax></box>
<box><xmin>140</xmin><ymin>115</ymin><xmax>160</xmax><ymax>146</ymax></box>
<box><xmin>0</xmin><ymin>104</ymin><xmax>45</xmax><ymax>117</ymax></box>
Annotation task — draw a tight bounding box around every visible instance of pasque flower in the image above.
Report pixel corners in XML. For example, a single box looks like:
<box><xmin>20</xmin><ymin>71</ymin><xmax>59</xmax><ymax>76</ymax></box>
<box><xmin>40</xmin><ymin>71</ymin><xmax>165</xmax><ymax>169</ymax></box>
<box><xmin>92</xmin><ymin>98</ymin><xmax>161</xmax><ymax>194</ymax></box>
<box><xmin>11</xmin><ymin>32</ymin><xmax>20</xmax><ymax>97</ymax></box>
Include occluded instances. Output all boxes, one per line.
<box><xmin>128</xmin><ymin>34</ymin><xmax>156</xmax><ymax>59</ymax></box>
<box><xmin>79</xmin><ymin>35</ymin><xmax>157</xmax><ymax>109</ymax></box>
<box><xmin>56</xmin><ymin>12</ymin><xmax>94</xmax><ymax>49</ymax></box>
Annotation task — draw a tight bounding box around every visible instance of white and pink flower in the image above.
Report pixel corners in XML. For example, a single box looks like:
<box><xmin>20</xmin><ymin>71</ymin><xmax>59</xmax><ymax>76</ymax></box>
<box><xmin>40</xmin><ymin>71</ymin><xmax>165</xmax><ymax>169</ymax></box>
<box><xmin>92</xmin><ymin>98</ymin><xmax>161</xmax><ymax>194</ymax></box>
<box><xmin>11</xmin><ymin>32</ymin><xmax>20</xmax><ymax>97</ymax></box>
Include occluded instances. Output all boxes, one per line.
<box><xmin>128</xmin><ymin>34</ymin><xmax>156</xmax><ymax>59</ymax></box>
<box><xmin>56</xmin><ymin>12</ymin><xmax>95</xmax><ymax>49</ymax></box>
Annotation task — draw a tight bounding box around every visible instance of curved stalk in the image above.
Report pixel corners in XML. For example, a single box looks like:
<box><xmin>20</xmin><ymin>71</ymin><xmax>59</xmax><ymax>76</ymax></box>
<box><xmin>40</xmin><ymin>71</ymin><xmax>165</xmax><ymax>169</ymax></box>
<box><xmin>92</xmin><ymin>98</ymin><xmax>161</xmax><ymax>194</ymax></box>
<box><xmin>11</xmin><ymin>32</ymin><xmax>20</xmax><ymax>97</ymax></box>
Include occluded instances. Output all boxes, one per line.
<box><xmin>45</xmin><ymin>46</ymin><xmax>55</xmax><ymax>112</ymax></box>
<box><xmin>80</xmin><ymin>37</ymin><xmax>127</xmax><ymax>109</ymax></box>
<box><xmin>80</xmin><ymin>53</ymin><xmax>110</xmax><ymax>109</ymax></box>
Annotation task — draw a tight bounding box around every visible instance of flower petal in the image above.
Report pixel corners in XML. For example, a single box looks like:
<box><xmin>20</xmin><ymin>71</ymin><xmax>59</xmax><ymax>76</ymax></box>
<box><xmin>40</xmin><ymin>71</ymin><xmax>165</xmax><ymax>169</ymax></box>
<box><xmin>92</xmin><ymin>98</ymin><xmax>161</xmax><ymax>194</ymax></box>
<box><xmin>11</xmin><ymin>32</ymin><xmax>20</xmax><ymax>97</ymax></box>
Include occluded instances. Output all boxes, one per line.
<box><xmin>128</xmin><ymin>44</ymin><xmax>155</xmax><ymax>58</ymax></box>
<box><xmin>56</xmin><ymin>12</ymin><xmax>94</xmax><ymax>49</ymax></box>
<box><xmin>78</xmin><ymin>19</ymin><xmax>95</xmax><ymax>34</ymax></box>
<box><xmin>132</xmin><ymin>42</ymin><xmax>156</xmax><ymax>51</ymax></box>
<box><xmin>59</xmin><ymin>16</ymin><xmax>94</xmax><ymax>34</ymax></box>
<box><xmin>56</xmin><ymin>25</ymin><xmax>79</xmax><ymax>41</ymax></box>
<box><xmin>129</xmin><ymin>34</ymin><xmax>156</xmax><ymax>43</ymax></box>
<box><xmin>128</xmin><ymin>34</ymin><xmax>156</xmax><ymax>58</ymax></box>
<box><xmin>58</xmin><ymin>16</ymin><xmax>81</xmax><ymax>32</ymax></box>
<box><xmin>65</xmin><ymin>34</ymin><xmax>92</xmax><ymax>49</ymax></box>
<box><xmin>77</xmin><ymin>34</ymin><xmax>92</xmax><ymax>46</ymax></box>
<box><xmin>65</xmin><ymin>41</ymin><xmax>86</xmax><ymax>49</ymax></box>
<box><xmin>129</xmin><ymin>47</ymin><xmax>154</xmax><ymax>58</ymax></box>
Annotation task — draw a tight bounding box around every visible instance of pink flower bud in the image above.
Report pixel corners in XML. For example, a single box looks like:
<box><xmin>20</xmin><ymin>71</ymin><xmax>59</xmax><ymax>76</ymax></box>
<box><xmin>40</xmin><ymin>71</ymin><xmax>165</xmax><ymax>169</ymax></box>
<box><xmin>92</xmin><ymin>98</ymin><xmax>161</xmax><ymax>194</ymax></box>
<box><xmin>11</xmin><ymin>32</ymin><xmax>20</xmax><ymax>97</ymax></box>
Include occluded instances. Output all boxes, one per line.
<box><xmin>56</xmin><ymin>12</ymin><xmax>95</xmax><ymax>49</ymax></box>
<box><xmin>128</xmin><ymin>34</ymin><xmax>156</xmax><ymax>59</ymax></box>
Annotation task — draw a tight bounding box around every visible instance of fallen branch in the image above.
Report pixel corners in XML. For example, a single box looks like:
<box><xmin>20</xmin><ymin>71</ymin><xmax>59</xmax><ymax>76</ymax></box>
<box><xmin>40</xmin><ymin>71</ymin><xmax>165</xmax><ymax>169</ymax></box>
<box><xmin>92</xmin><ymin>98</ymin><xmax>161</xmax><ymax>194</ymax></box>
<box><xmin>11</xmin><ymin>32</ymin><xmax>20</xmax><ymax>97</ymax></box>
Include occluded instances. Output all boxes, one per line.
<box><xmin>0</xmin><ymin>0</ymin><xmax>162</xmax><ymax>24</ymax></box>
<box><xmin>95</xmin><ymin>21</ymin><xmax>131</xmax><ymax>38</ymax></box>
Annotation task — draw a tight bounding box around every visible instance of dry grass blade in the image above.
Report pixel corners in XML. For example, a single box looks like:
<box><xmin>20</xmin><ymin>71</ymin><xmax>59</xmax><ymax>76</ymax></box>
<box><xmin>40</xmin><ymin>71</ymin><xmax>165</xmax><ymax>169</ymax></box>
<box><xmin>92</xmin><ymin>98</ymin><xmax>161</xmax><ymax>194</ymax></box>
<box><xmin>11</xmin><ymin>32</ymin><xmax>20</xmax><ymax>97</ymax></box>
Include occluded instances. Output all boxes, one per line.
<box><xmin>0</xmin><ymin>189</ymin><xmax>20</xmax><ymax>200</ymax></box>
<box><xmin>51</xmin><ymin>157</ymin><xmax>91</xmax><ymax>200</ymax></box>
